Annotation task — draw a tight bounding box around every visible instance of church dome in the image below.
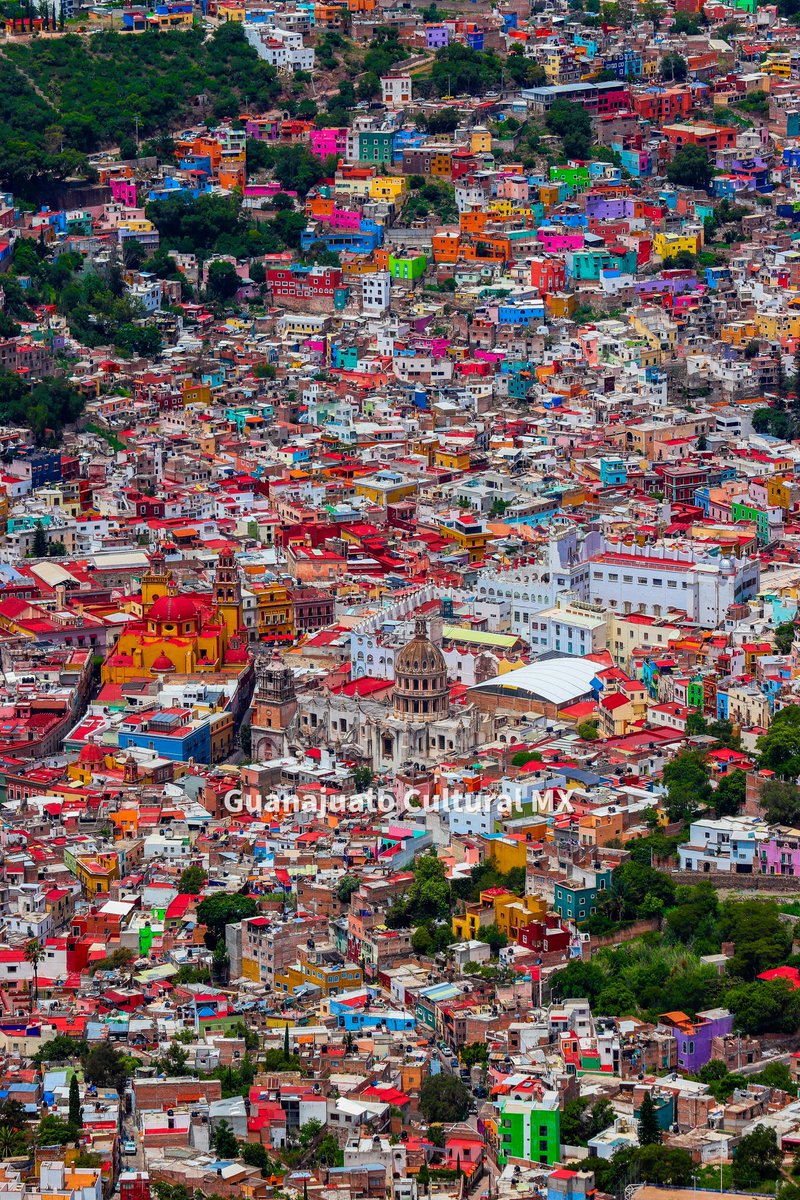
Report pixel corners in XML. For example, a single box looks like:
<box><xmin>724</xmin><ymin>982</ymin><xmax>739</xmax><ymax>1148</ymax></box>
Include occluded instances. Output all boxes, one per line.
<box><xmin>152</xmin><ymin>652</ymin><xmax>176</xmax><ymax>673</ymax></box>
<box><xmin>393</xmin><ymin>617</ymin><xmax>449</xmax><ymax>722</ymax></box>
<box><xmin>395</xmin><ymin>618</ymin><xmax>447</xmax><ymax>679</ymax></box>
<box><xmin>149</xmin><ymin>595</ymin><xmax>197</xmax><ymax>624</ymax></box>
<box><xmin>79</xmin><ymin>740</ymin><xmax>106</xmax><ymax>765</ymax></box>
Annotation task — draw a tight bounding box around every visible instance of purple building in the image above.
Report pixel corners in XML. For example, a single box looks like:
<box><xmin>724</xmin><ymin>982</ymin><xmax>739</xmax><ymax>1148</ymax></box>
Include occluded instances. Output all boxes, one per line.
<box><xmin>659</xmin><ymin>1008</ymin><xmax>733</xmax><ymax>1072</ymax></box>
<box><xmin>425</xmin><ymin>24</ymin><xmax>449</xmax><ymax>48</ymax></box>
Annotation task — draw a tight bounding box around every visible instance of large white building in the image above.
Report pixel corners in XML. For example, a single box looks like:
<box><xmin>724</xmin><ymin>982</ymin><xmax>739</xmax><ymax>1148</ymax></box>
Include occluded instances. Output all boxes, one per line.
<box><xmin>473</xmin><ymin>527</ymin><xmax>601</xmax><ymax>639</ymax></box>
<box><xmin>587</xmin><ymin>542</ymin><xmax>760</xmax><ymax>625</ymax></box>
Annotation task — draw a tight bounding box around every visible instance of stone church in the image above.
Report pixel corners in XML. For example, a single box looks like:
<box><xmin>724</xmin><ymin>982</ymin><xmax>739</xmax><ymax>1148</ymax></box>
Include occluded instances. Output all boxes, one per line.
<box><xmin>250</xmin><ymin>617</ymin><xmax>493</xmax><ymax>774</ymax></box>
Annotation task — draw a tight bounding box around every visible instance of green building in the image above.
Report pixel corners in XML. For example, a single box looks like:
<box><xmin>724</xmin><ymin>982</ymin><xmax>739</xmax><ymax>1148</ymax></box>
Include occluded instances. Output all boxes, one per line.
<box><xmin>359</xmin><ymin>131</ymin><xmax>394</xmax><ymax>164</ymax></box>
<box><xmin>497</xmin><ymin>1095</ymin><xmax>561</xmax><ymax>1166</ymax></box>
<box><xmin>549</xmin><ymin>165</ymin><xmax>590</xmax><ymax>189</ymax></box>
<box><xmin>687</xmin><ymin>678</ymin><xmax>704</xmax><ymax>710</ymax></box>
<box><xmin>730</xmin><ymin>500</ymin><xmax>771</xmax><ymax>545</ymax></box>
<box><xmin>553</xmin><ymin>867</ymin><xmax>613</xmax><ymax>922</ymax></box>
<box><xmin>388</xmin><ymin>251</ymin><xmax>427</xmax><ymax>280</ymax></box>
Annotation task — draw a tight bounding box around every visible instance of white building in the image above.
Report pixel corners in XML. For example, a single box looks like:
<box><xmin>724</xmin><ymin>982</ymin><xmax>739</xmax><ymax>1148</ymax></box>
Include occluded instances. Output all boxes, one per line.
<box><xmin>678</xmin><ymin>816</ymin><xmax>766</xmax><ymax>873</ymax></box>
<box><xmin>244</xmin><ymin>25</ymin><xmax>315</xmax><ymax>70</ymax></box>
<box><xmin>362</xmin><ymin>271</ymin><xmax>391</xmax><ymax>314</ymax></box>
<box><xmin>381</xmin><ymin>74</ymin><xmax>412</xmax><ymax>107</ymax></box>
<box><xmin>473</xmin><ymin>528</ymin><xmax>600</xmax><ymax>639</ymax></box>
<box><xmin>588</xmin><ymin>541</ymin><xmax>760</xmax><ymax>625</ymax></box>
<box><xmin>531</xmin><ymin>592</ymin><xmax>608</xmax><ymax>656</ymax></box>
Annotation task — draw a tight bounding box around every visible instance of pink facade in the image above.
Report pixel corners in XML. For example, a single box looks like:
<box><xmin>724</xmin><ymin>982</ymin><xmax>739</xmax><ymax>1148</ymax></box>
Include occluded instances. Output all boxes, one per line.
<box><xmin>496</xmin><ymin>177</ymin><xmax>529</xmax><ymax>202</ymax></box>
<box><xmin>308</xmin><ymin>128</ymin><xmax>348</xmax><ymax>159</ymax></box>
<box><xmin>537</xmin><ymin>229</ymin><xmax>585</xmax><ymax>252</ymax></box>
<box><xmin>109</xmin><ymin>179</ymin><xmax>137</xmax><ymax>207</ymax></box>
<box><xmin>319</xmin><ymin>206</ymin><xmax>361</xmax><ymax>231</ymax></box>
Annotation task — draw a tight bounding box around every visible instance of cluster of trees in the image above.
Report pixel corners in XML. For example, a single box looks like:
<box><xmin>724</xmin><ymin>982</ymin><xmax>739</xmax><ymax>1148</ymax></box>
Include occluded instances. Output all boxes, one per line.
<box><xmin>3</xmin><ymin>25</ymin><xmax>280</xmax><ymax>168</ymax></box>
<box><xmin>561</xmin><ymin>1097</ymin><xmax>616</xmax><ymax>1146</ymax></box>
<box><xmin>196</xmin><ymin>892</ymin><xmax>258</xmax><ymax>951</ymax></box>
<box><xmin>145</xmin><ymin>187</ymin><xmax>321</xmax><ymax>267</ymax></box>
<box><xmin>402</xmin><ymin>179</ymin><xmax>458</xmax><ymax>225</ymax></box>
<box><xmin>419</xmin><ymin>1075</ymin><xmax>471</xmax><ymax>1123</ymax></box>
<box><xmin>416</xmin><ymin>43</ymin><xmax>503</xmax><ymax>98</ymax></box>
<box><xmin>666</xmin><ymin>144</ymin><xmax>712</xmax><ymax>190</ymax></box>
<box><xmin>0</xmin><ymin>62</ymin><xmax>91</xmax><ymax>195</ymax></box>
<box><xmin>0</xmin><ymin>369</ymin><xmax>84</xmax><ymax>447</ymax></box>
<box><xmin>545</xmin><ymin>99</ymin><xmax>592</xmax><ymax>160</ymax></box>
<box><xmin>553</xmin><ymin>885</ymin><xmax>798</xmax><ymax>1030</ymax></box>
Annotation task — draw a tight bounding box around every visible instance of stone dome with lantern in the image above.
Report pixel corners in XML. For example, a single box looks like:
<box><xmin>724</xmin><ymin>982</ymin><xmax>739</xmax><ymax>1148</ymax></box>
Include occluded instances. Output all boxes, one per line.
<box><xmin>392</xmin><ymin>617</ymin><xmax>449</xmax><ymax>721</ymax></box>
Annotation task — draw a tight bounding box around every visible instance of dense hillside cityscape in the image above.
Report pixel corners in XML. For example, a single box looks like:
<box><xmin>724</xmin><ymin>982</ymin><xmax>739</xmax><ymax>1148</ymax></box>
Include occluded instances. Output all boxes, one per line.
<box><xmin>2</xmin><ymin>1</ymin><xmax>800</xmax><ymax>1199</ymax></box>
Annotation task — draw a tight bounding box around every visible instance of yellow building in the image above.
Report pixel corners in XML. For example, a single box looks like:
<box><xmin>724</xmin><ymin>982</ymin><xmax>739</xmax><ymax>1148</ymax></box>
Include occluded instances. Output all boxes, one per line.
<box><xmin>103</xmin><ymin>548</ymin><xmax>248</xmax><ymax>683</ymax></box>
<box><xmin>487</xmin><ymin>835</ymin><xmax>529</xmax><ymax>875</ymax></box>
<box><xmin>255</xmin><ymin>583</ymin><xmax>294</xmax><ymax>643</ymax></box>
<box><xmin>65</xmin><ymin>850</ymin><xmax>119</xmax><ymax>898</ymax></box>
<box><xmin>434</xmin><ymin>448</ymin><xmax>470</xmax><ymax>471</ymax></box>
<box><xmin>369</xmin><ymin>176</ymin><xmax>405</xmax><ymax>202</ymax></box>
<box><xmin>276</xmin><ymin>960</ymin><xmax>363</xmax><ymax>996</ymax></box>
<box><xmin>756</xmin><ymin>310</ymin><xmax>800</xmax><ymax>341</ymax></box>
<box><xmin>437</xmin><ymin>516</ymin><xmax>491</xmax><ymax>562</ymax></box>
<box><xmin>471</xmin><ymin>127</ymin><xmax>492</xmax><ymax>154</ymax></box>
<box><xmin>653</xmin><ymin>231</ymin><xmax>702</xmax><ymax>260</ymax></box>
<box><xmin>354</xmin><ymin>475</ymin><xmax>418</xmax><ymax>506</ymax></box>
<box><xmin>452</xmin><ymin>888</ymin><xmax>547</xmax><ymax>943</ymax></box>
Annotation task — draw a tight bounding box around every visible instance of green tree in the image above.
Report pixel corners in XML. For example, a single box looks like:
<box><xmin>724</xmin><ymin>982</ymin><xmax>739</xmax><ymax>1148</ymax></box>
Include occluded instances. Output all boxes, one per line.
<box><xmin>478</xmin><ymin>923</ymin><xmax>508</xmax><ymax>957</ymax></box>
<box><xmin>37</xmin><ymin>1115</ymin><xmax>80</xmax><ymax>1146</ymax></box>
<box><xmin>577</xmin><ymin>719</ymin><xmax>600</xmax><ymax>740</ymax></box>
<box><xmin>196</xmin><ymin>894</ymin><xmax>258</xmax><ymax>947</ymax></box>
<box><xmin>685</xmin><ymin>711</ymin><xmax>708</xmax><ymax>736</ymax></box>
<box><xmin>335</xmin><ymin>875</ymin><xmax>360</xmax><ymax>904</ymax></box>
<box><xmin>460</xmin><ymin>1042</ymin><xmax>489</xmax><ymax>1068</ymax></box>
<box><xmin>637</xmin><ymin>1093</ymin><xmax>661</xmax><ymax>1146</ymax></box>
<box><xmin>419</xmin><ymin>1075</ymin><xmax>470</xmax><ymax>1124</ymax></box>
<box><xmin>411</xmin><ymin>926</ymin><xmax>433</xmax><ymax>956</ymax></box>
<box><xmin>156</xmin><ymin>1043</ymin><xmax>190</xmax><ymax>1077</ymax></box>
<box><xmin>206</xmin><ymin>260</ymin><xmax>240</xmax><ymax>302</ymax></box>
<box><xmin>68</xmin><ymin>1074</ymin><xmax>82</xmax><ymax>1129</ymax></box>
<box><xmin>545</xmin><ymin>98</ymin><xmax>592</xmax><ymax>158</ymax></box>
<box><xmin>775</xmin><ymin>621</ymin><xmax>797</xmax><ymax>655</ymax></box>
<box><xmin>661</xmin><ymin>51</ymin><xmax>687</xmax><ymax>81</ymax></box>
<box><xmin>732</xmin><ymin>1125</ymin><xmax>783</xmax><ymax>1189</ymax></box>
<box><xmin>352</xmin><ymin>765</ymin><xmax>374</xmax><ymax>793</ymax></box>
<box><xmin>714</xmin><ymin>769</ymin><xmax>746</xmax><ymax>818</ymax></box>
<box><xmin>666</xmin><ymin>144</ymin><xmax>712</xmax><ymax>190</ymax></box>
<box><xmin>727</xmin><ymin>978</ymin><xmax>800</xmax><ymax>1034</ymax></box>
<box><xmin>31</xmin><ymin>523</ymin><xmax>48</xmax><ymax>558</ymax></box>
<box><xmin>178</xmin><ymin>865</ymin><xmax>208</xmax><ymax>894</ymax></box>
<box><xmin>24</xmin><ymin>938</ymin><xmax>44</xmax><ymax>1010</ymax></box>
<box><xmin>759</xmin><ymin>707</ymin><xmax>800</xmax><ymax>779</ymax></box>
<box><xmin>317</xmin><ymin>1134</ymin><xmax>340</xmax><ymax>1166</ymax></box>
<box><xmin>760</xmin><ymin>779</ymin><xmax>800</xmax><ymax>823</ymax></box>
<box><xmin>213</xmin><ymin>1119</ymin><xmax>239</xmax><ymax>1159</ymax></box>
<box><xmin>662</xmin><ymin>749</ymin><xmax>712</xmax><ymax>820</ymax></box>
<box><xmin>239</xmin><ymin>1142</ymin><xmax>274</xmax><ymax>1175</ymax></box>
<box><xmin>83</xmin><ymin>1042</ymin><xmax>133</xmax><ymax>1094</ymax></box>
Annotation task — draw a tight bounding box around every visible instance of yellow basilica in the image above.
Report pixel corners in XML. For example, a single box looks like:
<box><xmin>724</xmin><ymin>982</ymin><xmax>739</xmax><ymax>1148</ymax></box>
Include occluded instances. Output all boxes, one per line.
<box><xmin>102</xmin><ymin>548</ymin><xmax>249</xmax><ymax>684</ymax></box>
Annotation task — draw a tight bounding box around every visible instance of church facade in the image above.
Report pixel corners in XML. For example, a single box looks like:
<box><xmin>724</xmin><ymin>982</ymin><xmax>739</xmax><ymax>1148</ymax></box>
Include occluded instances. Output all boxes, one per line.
<box><xmin>102</xmin><ymin>548</ymin><xmax>250</xmax><ymax>684</ymax></box>
<box><xmin>250</xmin><ymin>617</ymin><xmax>494</xmax><ymax>773</ymax></box>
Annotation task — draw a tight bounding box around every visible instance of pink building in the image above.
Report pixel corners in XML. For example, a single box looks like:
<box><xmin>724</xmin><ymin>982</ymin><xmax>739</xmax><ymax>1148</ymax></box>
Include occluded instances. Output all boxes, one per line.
<box><xmin>308</xmin><ymin>127</ymin><xmax>348</xmax><ymax>159</ymax></box>
<box><xmin>537</xmin><ymin>228</ymin><xmax>585</xmax><ymax>252</ymax></box>
<box><xmin>109</xmin><ymin>179</ymin><xmax>137</xmax><ymax>207</ymax></box>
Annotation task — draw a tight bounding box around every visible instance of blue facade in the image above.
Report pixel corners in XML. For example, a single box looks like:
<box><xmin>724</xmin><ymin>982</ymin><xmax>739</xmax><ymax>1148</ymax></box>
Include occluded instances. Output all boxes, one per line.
<box><xmin>497</xmin><ymin>302</ymin><xmax>545</xmax><ymax>326</ymax></box>
<box><xmin>30</xmin><ymin>451</ymin><xmax>62</xmax><ymax>490</ymax></box>
<box><xmin>599</xmin><ymin>457</ymin><xmax>627</xmax><ymax>486</ymax></box>
<box><xmin>118</xmin><ymin>722</ymin><xmax>211</xmax><ymax>763</ymax></box>
<box><xmin>300</xmin><ymin>219</ymin><xmax>383</xmax><ymax>255</ymax></box>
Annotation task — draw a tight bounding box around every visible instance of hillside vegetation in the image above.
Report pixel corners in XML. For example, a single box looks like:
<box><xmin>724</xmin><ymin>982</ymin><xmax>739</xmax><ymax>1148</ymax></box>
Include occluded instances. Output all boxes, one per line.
<box><xmin>0</xmin><ymin>25</ymin><xmax>281</xmax><ymax>193</ymax></box>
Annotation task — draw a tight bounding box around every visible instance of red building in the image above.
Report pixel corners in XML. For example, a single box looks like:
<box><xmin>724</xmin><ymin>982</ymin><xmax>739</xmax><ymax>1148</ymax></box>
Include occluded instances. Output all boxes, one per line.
<box><xmin>530</xmin><ymin>256</ymin><xmax>566</xmax><ymax>295</ymax></box>
<box><xmin>265</xmin><ymin>265</ymin><xmax>343</xmax><ymax>300</ymax></box>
